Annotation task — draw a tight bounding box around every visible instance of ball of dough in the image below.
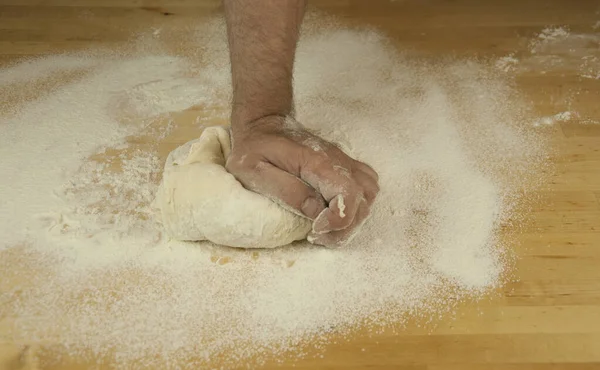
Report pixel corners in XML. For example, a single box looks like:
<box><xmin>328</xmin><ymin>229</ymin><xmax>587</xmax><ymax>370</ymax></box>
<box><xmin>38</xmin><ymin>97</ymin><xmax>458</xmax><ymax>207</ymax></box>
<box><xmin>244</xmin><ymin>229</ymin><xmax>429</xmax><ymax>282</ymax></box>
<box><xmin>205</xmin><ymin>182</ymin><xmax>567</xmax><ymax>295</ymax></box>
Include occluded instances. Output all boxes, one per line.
<box><xmin>152</xmin><ymin>126</ymin><xmax>312</xmax><ymax>249</ymax></box>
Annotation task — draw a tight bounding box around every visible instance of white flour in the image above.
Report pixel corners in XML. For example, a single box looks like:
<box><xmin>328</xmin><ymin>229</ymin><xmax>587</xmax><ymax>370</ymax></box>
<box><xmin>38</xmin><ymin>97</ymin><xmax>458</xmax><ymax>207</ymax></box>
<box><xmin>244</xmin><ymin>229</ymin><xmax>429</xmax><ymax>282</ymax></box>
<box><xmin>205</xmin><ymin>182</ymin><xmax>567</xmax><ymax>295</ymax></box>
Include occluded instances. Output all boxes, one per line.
<box><xmin>0</xmin><ymin>54</ymin><xmax>98</xmax><ymax>86</ymax></box>
<box><xmin>495</xmin><ymin>54</ymin><xmax>519</xmax><ymax>72</ymax></box>
<box><xmin>529</xmin><ymin>26</ymin><xmax>571</xmax><ymax>54</ymax></box>
<box><xmin>494</xmin><ymin>23</ymin><xmax>600</xmax><ymax>127</ymax></box>
<box><xmin>1</xmin><ymin>21</ymin><xmax>545</xmax><ymax>368</ymax></box>
<box><xmin>533</xmin><ymin>111</ymin><xmax>575</xmax><ymax>126</ymax></box>
<box><xmin>517</xmin><ymin>25</ymin><xmax>600</xmax><ymax>79</ymax></box>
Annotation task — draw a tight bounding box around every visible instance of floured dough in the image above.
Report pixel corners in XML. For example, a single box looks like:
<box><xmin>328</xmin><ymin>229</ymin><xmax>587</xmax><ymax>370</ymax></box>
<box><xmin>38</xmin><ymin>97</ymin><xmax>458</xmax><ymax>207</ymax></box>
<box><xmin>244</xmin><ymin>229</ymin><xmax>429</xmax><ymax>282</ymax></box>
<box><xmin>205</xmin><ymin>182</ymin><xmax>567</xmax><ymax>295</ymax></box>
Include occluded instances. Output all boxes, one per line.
<box><xmin>153</xmin><ymin>126</ymin><xmax>312</xmax><ymax>248</ymax></box>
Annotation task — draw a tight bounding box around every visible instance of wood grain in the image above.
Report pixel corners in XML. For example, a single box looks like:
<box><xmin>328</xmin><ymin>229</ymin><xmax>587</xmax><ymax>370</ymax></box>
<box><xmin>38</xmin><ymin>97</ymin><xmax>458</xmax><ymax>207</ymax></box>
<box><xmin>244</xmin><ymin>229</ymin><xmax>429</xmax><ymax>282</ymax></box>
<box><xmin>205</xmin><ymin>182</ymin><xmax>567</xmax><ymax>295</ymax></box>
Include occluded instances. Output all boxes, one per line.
<box><xmin>1</xmin><ymin>0</ymin><xmax>599</xmax><ymax>369</ymax></box>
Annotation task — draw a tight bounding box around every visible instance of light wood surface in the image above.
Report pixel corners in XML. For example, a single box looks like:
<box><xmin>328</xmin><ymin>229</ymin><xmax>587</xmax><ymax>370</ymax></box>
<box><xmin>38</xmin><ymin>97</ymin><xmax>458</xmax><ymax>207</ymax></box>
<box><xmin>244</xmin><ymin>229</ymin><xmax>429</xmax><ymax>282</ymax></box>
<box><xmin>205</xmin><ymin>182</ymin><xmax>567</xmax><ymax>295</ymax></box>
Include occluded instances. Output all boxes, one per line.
<box><xmin>1</xmin><ymin>0</ymin><xmax>600</xmax><ymax>369</ymax></box>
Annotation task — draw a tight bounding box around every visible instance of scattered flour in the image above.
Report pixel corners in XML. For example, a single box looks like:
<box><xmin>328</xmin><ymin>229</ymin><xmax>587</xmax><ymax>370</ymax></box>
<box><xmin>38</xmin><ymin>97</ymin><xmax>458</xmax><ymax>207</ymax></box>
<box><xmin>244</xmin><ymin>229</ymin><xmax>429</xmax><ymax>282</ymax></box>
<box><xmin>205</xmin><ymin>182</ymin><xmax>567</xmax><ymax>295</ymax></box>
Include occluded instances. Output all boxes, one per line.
<box><xmin>495</xmin><ymin>54</ymin><xmax>519</xmax><ymax>72</ymax></box>
<box><xmin>494</xmin><ymin>23</ymin><xmax>600</xmax><ymax>126</ymax></box>
<box><xmin>533</xmin><ymin>111</ymin><xmax>575</xmax><ymax>126</ymax></box>
<box><xmin>522</xmin><ymin>26</ymin><xmax>600</xmax><ymax>79</ymax></box>
<box><xmin>0</xmin><ymin>54</ymin><xmax>98</xmax><ymax>87</ymax></box>
<box><xmin>0</xmin><ymin>20</ymin><xmax>545</xmax><ymax>368</ymax></box>
<box><xmin>496</xmin><ymin>24</ymin><xmax>600</xmax><ymax>80</ymax></box>
<box><xmin>579</xmin><ymin>55</ymin><xmax>600</xmax><ymax>79</ymax></box>
<box><xmin>529</xmin><ymin>26</ymin><xmax>571</xmax><ymax>54</ymax></box>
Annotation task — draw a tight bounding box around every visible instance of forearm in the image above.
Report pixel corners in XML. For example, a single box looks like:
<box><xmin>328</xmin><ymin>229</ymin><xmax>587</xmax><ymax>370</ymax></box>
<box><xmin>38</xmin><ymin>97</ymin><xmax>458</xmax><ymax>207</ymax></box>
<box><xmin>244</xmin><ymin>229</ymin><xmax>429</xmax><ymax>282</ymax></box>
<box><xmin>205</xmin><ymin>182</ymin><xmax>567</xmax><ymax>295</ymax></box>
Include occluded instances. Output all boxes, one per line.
<box><xmin>223</xmin><ymin>0</ymin><xmax>306</xmax><ymax>129</ymax></box>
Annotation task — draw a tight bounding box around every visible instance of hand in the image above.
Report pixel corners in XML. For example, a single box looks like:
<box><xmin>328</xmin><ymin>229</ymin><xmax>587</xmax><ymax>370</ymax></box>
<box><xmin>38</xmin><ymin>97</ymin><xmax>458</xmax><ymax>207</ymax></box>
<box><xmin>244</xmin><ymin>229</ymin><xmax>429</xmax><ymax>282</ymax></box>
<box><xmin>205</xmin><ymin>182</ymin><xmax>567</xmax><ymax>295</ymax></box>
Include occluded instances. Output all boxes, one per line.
<box><xmin>226</xmin><ymin>115</ymin><xmax>379</xmax><ymax>247</ymax></box>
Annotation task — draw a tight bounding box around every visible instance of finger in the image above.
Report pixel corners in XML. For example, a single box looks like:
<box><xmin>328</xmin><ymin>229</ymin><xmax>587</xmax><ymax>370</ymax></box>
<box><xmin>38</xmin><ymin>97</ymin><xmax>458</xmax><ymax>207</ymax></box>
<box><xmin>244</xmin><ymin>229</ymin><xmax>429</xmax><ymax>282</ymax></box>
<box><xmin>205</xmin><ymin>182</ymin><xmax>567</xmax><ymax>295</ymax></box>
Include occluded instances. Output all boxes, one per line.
<box><xmin>308</xmin><ymin>198</ymin><xmax>371</xmax><ymax>247</ymax></box>
<box><xmin>311</xmin><ymin>188</ymin><xmax>364</xmax><ymax>234</ymax></box>
<box><xmin>354</xmin><ymin>161</ymin><xmax>379</xmax><ymax>182</ymax></box>
<box><xmin>230</xmin><ymin>160</ymin><xmax>327</xmax><ymax>219</ymax></box>
<box><xmin>311</xmin><ymin>193</ymin><xmax>356</xmax><ymax>234</ymax></box>
<box><xmin>301</xmin><ymin>163</ymin><xmax>363</xmax><ymax>234</ymax></box>
<box><xmin>311</xmin><ymin>167</ymin><xmax>378</xmax><ymax>234</ymax></box>
<box><xmin>353</xmin><ymin>168</ymin><xmax>379</xmax><ymax>203</ymax></box>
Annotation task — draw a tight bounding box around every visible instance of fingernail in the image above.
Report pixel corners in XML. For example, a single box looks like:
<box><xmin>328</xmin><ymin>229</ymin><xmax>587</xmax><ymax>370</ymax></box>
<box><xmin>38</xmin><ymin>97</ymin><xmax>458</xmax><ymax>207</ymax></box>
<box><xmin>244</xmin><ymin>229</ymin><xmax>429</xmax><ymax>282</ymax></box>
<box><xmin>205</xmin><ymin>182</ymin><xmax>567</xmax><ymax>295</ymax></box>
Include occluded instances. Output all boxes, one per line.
<box><xmin>301</xmin><ymin>197</ymin><xmax>322</xmax><ymax>219</ymax></box>
<box><xmin>312</xmin><ymin>211</ymin><xmax>330</xmax><ymax>234</ymax></box>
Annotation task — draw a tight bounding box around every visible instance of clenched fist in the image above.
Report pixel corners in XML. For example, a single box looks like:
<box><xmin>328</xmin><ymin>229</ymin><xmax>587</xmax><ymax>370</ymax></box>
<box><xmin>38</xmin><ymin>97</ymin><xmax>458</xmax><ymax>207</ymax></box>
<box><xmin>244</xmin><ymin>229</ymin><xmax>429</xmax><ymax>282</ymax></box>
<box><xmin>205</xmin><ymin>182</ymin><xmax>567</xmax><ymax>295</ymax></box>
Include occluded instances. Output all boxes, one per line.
<box><xmin>227</xmin><ymin>115</ymin><xmax>379</xmax><ymax>247</ymax></box>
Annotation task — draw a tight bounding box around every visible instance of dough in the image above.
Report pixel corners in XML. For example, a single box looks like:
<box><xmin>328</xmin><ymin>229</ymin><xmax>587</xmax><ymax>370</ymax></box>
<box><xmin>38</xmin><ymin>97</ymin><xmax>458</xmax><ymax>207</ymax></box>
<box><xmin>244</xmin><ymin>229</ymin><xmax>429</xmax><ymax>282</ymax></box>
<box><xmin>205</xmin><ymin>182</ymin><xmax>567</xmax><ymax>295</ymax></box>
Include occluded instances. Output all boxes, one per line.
<box><xmin>152</xmin><ymin>126</ymin><xmax>312</xmax><ymax>248</ymax></box>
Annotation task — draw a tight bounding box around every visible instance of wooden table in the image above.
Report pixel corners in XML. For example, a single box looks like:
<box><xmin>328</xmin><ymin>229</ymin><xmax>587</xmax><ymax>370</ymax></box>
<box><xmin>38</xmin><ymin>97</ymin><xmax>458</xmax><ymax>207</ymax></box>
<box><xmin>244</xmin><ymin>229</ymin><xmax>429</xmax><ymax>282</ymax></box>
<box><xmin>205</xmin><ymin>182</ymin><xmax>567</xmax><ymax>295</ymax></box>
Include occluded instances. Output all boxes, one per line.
<box><xmin>1</xmin><ymin>1</ymin><xmax>599</xmax><ymax>369</ymax></box>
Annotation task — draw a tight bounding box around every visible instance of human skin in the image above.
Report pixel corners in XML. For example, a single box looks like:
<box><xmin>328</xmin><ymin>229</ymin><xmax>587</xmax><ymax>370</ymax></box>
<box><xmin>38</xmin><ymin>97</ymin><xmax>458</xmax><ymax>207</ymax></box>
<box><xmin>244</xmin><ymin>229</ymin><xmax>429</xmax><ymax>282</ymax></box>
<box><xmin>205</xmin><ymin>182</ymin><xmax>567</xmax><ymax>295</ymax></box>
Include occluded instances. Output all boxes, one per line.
<box><xmin>223</xmin><ymin>0</ymin><xmax>379</xmax><ymax>246</ymax></box>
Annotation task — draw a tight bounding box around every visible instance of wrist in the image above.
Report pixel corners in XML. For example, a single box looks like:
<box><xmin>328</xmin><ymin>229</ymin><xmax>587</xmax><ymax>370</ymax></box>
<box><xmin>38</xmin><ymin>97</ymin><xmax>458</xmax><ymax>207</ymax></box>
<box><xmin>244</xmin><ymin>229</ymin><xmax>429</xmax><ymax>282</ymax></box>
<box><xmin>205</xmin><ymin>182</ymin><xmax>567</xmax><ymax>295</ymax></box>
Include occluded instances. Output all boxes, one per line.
<box><xmin>230</xmin><ymin>92</ymin><xmax>294</xmax><ymax>130</ymax></box>
<box><xmin>231</xmin><ymin>111</ymin><xmax>289</xmax><ymax>134</ymax></box>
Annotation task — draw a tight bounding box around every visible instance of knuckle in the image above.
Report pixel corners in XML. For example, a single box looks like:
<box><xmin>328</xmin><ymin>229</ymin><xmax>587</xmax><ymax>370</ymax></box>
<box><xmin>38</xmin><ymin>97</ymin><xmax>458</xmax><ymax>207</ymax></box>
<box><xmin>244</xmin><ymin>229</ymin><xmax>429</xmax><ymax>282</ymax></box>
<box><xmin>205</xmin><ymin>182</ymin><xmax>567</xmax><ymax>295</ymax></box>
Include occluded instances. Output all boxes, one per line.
<box><xmin>344</xmin><ymin>182</ymin><xmax>363</xmax><ymax>198</ymax></box>
<box><xmin>333</xmin><ymin>165</ymin><xmax>352</xmax><ymax>178</ymax></box>
<box><xmin>364</xmin><ymin>185</ymin><xmax>379</xmax><ymax>203</ymax></box>
<box><xmin>303</xmin><ymin>147</ymin><xmax>330</xmax><ymax>165</ymax></box>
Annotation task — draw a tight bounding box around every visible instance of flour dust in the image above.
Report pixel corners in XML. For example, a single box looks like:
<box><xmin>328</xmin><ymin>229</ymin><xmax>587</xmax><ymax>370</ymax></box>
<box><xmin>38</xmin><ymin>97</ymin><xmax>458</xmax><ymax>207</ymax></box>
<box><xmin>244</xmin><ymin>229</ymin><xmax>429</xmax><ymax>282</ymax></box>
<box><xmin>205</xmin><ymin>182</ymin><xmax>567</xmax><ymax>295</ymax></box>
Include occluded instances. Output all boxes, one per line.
<box><xmin>0</xmin><ymin>19</ymin><xmax>545</xmax><ymax>368</ymax></box>
<box><xmin>494</xmin><ymin>23</ymin><xmax>600</xmax><ymax>126</ymax></box>
<box><xmin>519</xmin><ymin>26</ymin><xmax>600</xmax><ymax>79</ymax></box>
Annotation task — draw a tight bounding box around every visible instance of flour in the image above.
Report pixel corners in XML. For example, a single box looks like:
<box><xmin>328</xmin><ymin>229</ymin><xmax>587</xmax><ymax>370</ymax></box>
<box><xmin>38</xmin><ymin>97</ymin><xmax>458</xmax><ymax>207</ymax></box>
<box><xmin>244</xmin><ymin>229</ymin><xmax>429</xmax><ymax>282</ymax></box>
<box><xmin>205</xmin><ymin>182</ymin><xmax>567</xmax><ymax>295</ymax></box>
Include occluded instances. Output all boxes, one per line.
<box><xmin>495</xmin><ymin>54</ymin><xmax>519</xmax><ymax>73</ymax></box>
<box><xmin>0</xmin><ymin>54</ymin><xmax>98</xmax><ymax>87</ymax></box>
<box><xmin>336</xmin><ymin>194</ymin><xmax>346</xmax><ymax>218</ymax></box>
<box><xmin>529</xmin><ymin>26</ymin><xmax>571</xmax><ymax>54</ymax></box>
<box><xmin>493</xmin><ymin>24</ymin><xmax>600</xmax><ymax>126</ymax></box>
<box><xmin>513</xmin><ymin>25</ymin><xmax>600</xmax><ymax>79</ymax></box>
<box><xmin>0</xmin><ymin>20</ymin><xmax>545</xmax><ymax>368</ymax></box>
<box><xmin>533</xmin><ymin>111</ymin><xmax>575</xmax><ymax>126</ymax></box>
<box><xmin>580</xmin><ymin>55</ymin><xmax>600</xmax><ymax>80</ymax></box>
<box><xmin>0</xmin><ymin>55</ymin><xmax>213</xmax><ymax>251</ymax></box>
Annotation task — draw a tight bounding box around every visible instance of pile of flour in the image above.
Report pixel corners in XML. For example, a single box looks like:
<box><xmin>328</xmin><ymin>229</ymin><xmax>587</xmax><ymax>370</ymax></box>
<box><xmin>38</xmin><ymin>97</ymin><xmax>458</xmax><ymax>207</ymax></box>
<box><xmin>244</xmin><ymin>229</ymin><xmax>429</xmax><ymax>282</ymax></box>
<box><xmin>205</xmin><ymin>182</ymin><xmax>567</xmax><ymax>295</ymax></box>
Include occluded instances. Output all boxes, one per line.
<box><xmin>0</xmin><ymin>20</ymin><xmax>544</xmax><ymax>368</ymax></box>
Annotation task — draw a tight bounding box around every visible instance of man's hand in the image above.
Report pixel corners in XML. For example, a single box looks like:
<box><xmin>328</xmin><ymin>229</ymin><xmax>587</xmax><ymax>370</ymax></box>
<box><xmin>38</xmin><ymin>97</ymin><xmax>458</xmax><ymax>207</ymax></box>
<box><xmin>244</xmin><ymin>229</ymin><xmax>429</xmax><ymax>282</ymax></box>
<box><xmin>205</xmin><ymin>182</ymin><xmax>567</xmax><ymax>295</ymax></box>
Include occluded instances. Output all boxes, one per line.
<box><xmin>223</xmin><ymin>0</ymin><xmax>378</xmax><ymax>245</ymax></box>
<box><xmin>227</xmin><ymin>115</ymin><xmax>379</xmax><ymax>246</ymax></box>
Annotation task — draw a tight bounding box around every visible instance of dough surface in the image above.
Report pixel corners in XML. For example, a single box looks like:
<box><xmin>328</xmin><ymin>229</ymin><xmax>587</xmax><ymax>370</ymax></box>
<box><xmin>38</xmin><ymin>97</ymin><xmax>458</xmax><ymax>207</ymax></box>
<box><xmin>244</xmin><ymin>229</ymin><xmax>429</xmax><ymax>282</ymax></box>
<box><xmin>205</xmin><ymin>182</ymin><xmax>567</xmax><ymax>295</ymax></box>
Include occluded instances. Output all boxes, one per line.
<box><xmin>153</xmin><ymin>126</ymin><xmax>312</xmax><ymax>248</ymax></box>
